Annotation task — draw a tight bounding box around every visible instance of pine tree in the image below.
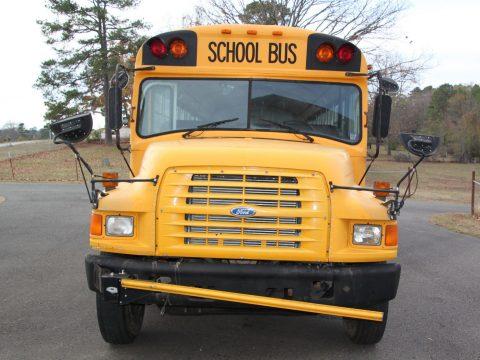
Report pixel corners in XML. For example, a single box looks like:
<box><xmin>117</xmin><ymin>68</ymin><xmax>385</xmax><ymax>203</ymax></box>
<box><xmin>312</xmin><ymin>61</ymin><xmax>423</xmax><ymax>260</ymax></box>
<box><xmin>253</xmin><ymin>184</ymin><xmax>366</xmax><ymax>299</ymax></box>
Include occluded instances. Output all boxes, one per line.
<box><xmin>35</xmin><ymin>0</ymin><xmax>149</xmax><ymax>144</ymax></box>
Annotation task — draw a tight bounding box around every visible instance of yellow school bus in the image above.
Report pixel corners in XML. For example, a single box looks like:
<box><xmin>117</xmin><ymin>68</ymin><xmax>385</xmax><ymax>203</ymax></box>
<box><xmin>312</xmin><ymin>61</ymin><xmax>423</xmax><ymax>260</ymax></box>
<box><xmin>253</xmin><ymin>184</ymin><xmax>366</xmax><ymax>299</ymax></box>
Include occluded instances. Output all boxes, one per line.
<box><xmin>51</xmin><ymin>24</ymin><xmax>440</xmax><ymax>345</ymax></box>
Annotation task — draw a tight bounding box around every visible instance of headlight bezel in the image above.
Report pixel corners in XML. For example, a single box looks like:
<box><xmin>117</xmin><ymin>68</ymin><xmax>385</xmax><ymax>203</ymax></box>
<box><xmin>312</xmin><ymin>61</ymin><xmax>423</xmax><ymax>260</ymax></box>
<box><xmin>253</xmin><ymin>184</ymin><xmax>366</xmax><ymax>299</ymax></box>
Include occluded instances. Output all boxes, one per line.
<box><xmin>352</xmin><ymin>224</ymin><xmax>383</xmax><ymax>246</ymax></box>
<box><xmin>105</xmin><ymin>215</ymin><xmax>134</xmax><ymax>237</ymax></box>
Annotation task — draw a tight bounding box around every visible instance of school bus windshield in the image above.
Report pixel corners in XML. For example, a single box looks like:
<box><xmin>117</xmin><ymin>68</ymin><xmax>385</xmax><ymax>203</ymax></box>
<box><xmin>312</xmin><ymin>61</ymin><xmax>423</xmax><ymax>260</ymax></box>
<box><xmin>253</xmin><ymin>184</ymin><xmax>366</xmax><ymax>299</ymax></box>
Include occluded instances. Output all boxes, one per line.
<box><xmin>138</xmin><ymin>79</ymin><xmax>361</xmax><ymax>143</ymax></box>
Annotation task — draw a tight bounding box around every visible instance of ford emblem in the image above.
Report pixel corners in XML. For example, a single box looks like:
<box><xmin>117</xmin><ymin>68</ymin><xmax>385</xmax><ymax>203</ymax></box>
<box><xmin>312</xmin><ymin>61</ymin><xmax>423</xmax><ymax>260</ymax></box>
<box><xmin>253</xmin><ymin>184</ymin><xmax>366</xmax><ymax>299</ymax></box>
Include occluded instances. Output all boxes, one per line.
<box><xmin>230</xmin><ymin>206</ymin><xmax>256</xmax><ymax>217</ymax></box>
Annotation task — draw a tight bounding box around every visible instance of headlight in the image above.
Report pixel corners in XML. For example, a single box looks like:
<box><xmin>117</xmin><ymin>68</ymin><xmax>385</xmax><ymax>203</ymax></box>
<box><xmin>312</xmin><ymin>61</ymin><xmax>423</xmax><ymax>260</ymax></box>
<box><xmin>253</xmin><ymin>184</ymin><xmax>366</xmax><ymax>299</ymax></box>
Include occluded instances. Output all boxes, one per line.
<box><xmin>353</xmin><ymin>224</ymin><xmax>382</xmax><ymax>246</ymax></box>
<box><xmin>106</xmin><ymin>216</ymin><xmax>134</xmax><ymax>237</ymax></box>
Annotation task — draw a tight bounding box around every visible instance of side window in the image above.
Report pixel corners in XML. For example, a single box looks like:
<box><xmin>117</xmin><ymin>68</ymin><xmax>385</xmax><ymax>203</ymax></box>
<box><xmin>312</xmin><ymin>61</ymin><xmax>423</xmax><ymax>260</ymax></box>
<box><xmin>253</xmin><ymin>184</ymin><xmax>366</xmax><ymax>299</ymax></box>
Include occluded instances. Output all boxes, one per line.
<box><xmin>139</xmin><ymin>83</ymin><xmax>176</xmax><ymax>135</ymax></box>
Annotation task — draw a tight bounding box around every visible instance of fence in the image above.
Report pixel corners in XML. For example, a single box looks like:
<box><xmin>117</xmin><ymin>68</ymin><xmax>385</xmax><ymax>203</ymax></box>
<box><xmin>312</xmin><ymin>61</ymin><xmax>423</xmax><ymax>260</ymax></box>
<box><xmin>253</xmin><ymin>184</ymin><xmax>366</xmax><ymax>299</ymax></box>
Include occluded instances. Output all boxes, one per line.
<box><xmin>472</xmin><ymin>171</ymin><xmax>480</xmax><ymax>217</ymax></box>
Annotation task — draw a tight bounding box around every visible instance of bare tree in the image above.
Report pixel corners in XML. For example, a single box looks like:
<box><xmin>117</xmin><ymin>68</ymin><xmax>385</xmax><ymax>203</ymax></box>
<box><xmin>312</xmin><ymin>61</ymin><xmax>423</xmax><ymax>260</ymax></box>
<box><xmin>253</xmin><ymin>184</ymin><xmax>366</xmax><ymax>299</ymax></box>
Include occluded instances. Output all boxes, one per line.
<box><xmin>185</xmin><ymin>0</ymin><xmax>430</xmax><ymax>92</ymax></box>
<box><xmin>189</xmin><ymin>0</ymin><xmax>406</xmax><ymax>43</ymax></box>
<box><xmin>368</xmin><ymin>52</ymin><xmax>432</xmax><ymax>94</ymax></box>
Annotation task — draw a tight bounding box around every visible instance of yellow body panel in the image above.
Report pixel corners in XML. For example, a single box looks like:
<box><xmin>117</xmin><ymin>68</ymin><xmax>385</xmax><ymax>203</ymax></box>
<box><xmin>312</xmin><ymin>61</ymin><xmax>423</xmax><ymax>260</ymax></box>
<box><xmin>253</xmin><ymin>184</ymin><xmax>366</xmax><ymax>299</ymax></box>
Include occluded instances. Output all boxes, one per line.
<box><xmin>91</xmin><ymin>24</ymin><xmax>398</xmax><ymax>263</ymax></box>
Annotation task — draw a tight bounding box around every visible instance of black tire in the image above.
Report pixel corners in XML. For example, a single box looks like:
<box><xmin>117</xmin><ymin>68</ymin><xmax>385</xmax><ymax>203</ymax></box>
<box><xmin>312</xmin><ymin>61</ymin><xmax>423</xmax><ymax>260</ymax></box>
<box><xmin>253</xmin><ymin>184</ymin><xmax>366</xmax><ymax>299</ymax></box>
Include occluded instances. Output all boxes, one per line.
<box><xmin>96</xmin><ymin>293</ymin><xmax>145</xmax><ymax>344</ymax></box>
<box><xmin>343</xmin><ymin>302</ymin><xmax>389</xmax><ymax>345</ymax></box>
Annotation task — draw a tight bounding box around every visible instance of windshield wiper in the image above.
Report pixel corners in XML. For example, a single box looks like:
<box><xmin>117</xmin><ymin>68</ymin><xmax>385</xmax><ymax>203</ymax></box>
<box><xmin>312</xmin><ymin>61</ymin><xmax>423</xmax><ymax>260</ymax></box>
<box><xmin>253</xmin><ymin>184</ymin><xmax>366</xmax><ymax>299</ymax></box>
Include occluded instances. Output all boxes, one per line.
<box><xmin>257</xmin><ymin>118</ymin><xmax>314</xmax><ymax>143</ymax></box>
<box><xmin>183</xmin><ymin>117</ymin><xmax>240</xmax><ymax>138</ymax></box>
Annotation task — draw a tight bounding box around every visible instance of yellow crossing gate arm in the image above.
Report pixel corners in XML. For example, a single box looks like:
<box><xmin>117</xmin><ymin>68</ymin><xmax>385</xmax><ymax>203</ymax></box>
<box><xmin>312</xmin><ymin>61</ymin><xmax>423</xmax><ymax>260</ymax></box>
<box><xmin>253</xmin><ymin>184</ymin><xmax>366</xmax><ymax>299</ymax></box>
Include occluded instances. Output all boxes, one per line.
<box><xmin>121</xmin><ymin>278</ymin><xmax>383</xmax><ymax>322</ymax></box>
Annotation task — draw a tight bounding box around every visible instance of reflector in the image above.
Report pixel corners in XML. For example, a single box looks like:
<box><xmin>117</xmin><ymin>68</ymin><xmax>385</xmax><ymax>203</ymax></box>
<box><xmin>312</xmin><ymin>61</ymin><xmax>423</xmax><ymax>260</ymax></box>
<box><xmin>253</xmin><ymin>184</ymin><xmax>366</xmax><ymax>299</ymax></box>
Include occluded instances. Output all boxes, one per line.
<box><xmin>150</xmin><ymin>38</ymin><xmax>167</xmax><ymax>58</ymax></box>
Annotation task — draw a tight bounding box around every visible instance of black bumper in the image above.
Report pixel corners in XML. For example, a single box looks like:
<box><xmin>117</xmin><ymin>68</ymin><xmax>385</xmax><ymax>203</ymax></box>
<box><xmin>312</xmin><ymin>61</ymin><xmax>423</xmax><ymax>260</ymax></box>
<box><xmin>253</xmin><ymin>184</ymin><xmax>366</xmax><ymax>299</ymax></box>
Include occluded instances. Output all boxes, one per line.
<box><xmin>85</xmin><ymin>254</ymin><xmax>400</xmax><ymax>310</ymax></box>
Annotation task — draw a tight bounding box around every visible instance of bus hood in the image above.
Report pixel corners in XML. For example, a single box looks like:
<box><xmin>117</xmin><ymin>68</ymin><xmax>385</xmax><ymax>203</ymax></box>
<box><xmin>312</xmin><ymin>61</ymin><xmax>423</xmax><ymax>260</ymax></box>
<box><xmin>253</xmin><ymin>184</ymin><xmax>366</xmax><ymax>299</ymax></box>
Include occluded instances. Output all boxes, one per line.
<box><xmin>137</xmin><ymin>137</ymin><xmax>356</xmax><ymax>184</ymax></box>
<box><xmin>94</xmin><ymin>137</ymin><xmax>392</xmax><ymax>261</ymax></box>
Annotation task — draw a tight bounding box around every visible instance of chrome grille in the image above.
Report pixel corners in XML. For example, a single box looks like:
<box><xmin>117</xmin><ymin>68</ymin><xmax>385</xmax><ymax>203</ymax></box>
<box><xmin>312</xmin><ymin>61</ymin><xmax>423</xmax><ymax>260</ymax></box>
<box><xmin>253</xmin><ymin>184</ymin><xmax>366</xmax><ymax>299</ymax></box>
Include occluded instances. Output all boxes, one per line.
<box><xmin>187</xmin><ymin>174</ymin><xmax>301</xmax><ymax>208</ymax></box>
<box><xmin>157</xmin><ymin>167</ymin><xmax>329</xmax><ymax>259</ymax></box>
<box><xmin>183</xmin><ymin>173</ymin><xmax>303</xmax><ymax>248</ymax></box>
<box><xmin>184</xmin><ymin>238</ymin><xmax>299</xmax><ymax>248</ymax></box>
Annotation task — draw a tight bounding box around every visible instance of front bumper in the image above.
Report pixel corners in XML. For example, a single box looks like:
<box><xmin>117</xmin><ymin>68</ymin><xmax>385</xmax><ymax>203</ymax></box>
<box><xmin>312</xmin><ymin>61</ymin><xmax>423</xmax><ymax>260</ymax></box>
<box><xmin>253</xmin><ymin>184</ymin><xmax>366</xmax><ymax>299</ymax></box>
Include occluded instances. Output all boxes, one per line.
<box><xmin>86</xmin><ymin>254</ymin><xmax>400</xmax><ymax>312</ymax></box>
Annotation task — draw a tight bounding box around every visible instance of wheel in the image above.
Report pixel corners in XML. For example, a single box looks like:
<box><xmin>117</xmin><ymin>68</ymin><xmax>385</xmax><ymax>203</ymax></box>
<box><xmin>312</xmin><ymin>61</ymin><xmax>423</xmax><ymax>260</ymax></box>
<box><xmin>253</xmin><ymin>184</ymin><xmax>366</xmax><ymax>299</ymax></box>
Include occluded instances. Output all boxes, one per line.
<box><xmin>96</xmin><ymin>293</ymin><xmax>145</xmax><ymax>344</ymax></box>
<box><xmin>343</xmin><ymin>302</ymin><xmax>389</xmax><ymax>345</ymax></box>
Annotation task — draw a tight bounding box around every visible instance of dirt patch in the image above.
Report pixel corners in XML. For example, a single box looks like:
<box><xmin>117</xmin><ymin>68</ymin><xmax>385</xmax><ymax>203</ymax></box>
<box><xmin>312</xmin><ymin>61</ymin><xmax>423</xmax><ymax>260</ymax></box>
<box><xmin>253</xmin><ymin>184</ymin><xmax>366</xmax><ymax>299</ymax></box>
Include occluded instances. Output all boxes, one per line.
<box><xmin>430</xmin><ymin>213</ymin><xmax>480</xmax><ymax>238</ymax></box>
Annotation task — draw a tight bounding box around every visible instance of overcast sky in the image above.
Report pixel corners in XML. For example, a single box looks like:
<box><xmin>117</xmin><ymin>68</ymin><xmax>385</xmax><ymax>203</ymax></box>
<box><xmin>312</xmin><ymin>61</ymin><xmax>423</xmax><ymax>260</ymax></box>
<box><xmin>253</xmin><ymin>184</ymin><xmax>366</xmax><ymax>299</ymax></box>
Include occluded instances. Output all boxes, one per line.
<box><xmin>0</xmin><ymin>0</ymin><xmax>479</xmax><ymax>129</ymax></box>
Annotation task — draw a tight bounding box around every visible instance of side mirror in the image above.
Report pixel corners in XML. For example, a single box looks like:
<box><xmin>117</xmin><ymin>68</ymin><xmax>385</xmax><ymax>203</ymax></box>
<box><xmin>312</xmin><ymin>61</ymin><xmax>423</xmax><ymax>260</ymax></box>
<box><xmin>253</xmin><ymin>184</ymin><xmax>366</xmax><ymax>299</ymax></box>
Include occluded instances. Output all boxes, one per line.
<box><xmin>372</xmin><ymin>94</ymin><xmax>392</xmax><ymax>138</ymax></box>
<box><xmin>50</xmin><ymin>113</ymin><xmax>93</xmax><ymax>143</ymax></box>
<box><xmin>400</xmin><ymin>133</ymin><xmax>440</xmax><ymax>157</ymax></box>
<box><xmin>107</xmin><ymin>67</ymin><xmax>129</xmax><ymax>131</ymax></box>
<box><xmin>379</xmin><ymin>77</ymin><xmax>399</xmax><ymax>93</ymax></box>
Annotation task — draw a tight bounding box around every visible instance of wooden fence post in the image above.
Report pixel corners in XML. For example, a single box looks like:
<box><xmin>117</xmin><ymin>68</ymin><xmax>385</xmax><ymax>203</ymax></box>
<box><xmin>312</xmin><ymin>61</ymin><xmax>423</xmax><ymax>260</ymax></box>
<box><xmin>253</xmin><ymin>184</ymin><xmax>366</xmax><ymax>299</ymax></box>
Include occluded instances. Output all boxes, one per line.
<box><xmin>8</xmin><ymin>152</ymin><xmax>15</xmax><ymax>180</ymax></box>
<box><xmin>472</xmin><ymin>171</ymin><xmax>476</xmax><ymax>217</ymax></box>
<box><xmin>75</xmin><ymin>160</ymin><xmax>79</xmax><ymax>181</ymax></box>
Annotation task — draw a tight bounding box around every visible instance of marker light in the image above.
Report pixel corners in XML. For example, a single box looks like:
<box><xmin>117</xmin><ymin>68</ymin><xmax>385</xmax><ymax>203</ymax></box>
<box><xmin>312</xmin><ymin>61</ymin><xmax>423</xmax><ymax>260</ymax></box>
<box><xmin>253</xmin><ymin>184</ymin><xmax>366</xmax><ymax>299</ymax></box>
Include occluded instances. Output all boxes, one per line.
<box><xmin>169</xmin><ymin>39</ymin><xmax>188</xmax><ymax>59</ymax></box>
<box><xmin>353</xmin><ymin>224</ymin><xmax>382</xmax><ymax>246</ymax></box>
<box><xmin>337</xmin><ymin>44</ymin><xmax>355</xmax><ymax>64</ymax></box>
<box><xmin>106</xmin><ymin>216</ymin><xmax>134</xmax><ymax>237</ymax></box>
<box><xmin>102</xmin><ymin>172</ymin><xmax>118</xmax><ymax>190</ymax></box>
<box><xmin>316</xmin><ymin>43</ymin><xmax>335</xmax><ymax>63</ymax></box>
<box><xmin>373</xmin><ymin>181</ymin><xmax>391</xmax><ymax>198</ymax></box>
<box><xmin>150</xmin><ymin>38</ymin><xmax>167</xmax><ymax>58</ymax></box>
<box><xmin>385</xmin><ymin>224</ymin><xmax>398</xmax><ymax>246</ymax></box>
<box><xmin>90</xmin><ymin>213</ymin><xmax>103</xmax><ymax>236</ymax></box>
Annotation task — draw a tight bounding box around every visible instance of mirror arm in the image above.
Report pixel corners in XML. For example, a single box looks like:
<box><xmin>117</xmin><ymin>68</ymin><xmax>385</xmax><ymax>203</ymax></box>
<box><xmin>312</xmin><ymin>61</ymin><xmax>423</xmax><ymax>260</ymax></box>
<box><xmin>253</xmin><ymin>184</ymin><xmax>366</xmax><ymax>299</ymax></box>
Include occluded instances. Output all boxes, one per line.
<box><xmin>66</xmin><ymin>142</ymin><xmax>94</xmax><ymax>176</ymax></box>
<box><xmin>53</xmin><ymin>134</ymin><xmax>94</xmax><ymax>175</ymax></box>
<box><xmin>53</xmin><ymin>134</ymin><xmax>96</xmax><ymax>203</ymax></box>
<box><xmin>387</xmin><ymin>156</ymin><xmax>425</xmax><ymax>218</ymax></box>
<box><xmin>115</xmin><ymin>128</ymin><xmax>135</xmax><ymax>177</ymax></box>
<box><xmin>396</xmin><ymin>156</ymin><xmax>425</xmax><ymax>188</ymax></box>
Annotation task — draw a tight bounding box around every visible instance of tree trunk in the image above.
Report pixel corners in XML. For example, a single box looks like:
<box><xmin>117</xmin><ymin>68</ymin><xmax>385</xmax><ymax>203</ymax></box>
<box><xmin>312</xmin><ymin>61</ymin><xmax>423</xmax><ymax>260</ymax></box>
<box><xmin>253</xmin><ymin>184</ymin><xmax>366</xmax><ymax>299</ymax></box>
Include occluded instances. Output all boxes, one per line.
<box><xmin>103</xmin><ymin>74</ymin><xmax>112</xmax><ymax>145</ymax></box>
<box><xmin>99</xmin><ymin>7</ymin><xmax>112</xmax><ymax>145</ymax></box>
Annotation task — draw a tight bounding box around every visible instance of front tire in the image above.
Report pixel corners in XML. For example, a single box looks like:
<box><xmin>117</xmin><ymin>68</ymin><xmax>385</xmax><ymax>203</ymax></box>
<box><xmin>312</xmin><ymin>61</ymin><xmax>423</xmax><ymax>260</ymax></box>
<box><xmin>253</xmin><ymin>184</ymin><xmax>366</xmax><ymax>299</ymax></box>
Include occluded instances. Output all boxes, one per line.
<box><xmin>96</xmin><ymin>293</ymin><xmax>145</xmax><ymax>344</ymax></box>
<box><xmin>343</xmin><ymin>302</ymin><xmax>389</xmax><ymax>345</ymax></box>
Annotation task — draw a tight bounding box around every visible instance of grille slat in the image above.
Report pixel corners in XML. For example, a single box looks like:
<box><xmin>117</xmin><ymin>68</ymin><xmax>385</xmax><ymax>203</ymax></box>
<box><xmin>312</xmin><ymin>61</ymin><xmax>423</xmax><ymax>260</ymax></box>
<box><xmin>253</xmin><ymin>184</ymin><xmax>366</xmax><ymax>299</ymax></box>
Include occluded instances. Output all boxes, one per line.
<box><xmin>210</xmin><ymin>186</ymin><xmax>243</xmax><ymax>194</ymax></box>
<box><xmin>211</xmin><ymin>174</ymin><xmax>243</xmax><ymax>182</ymax></box>
<box><xmin>208</xmin><ymin>215</ymin><xmax>241</xmax><ymax>222</ymax></box>
<box><xmin>184</xmin><ymin>172</ymin><xmax>304</xmax><ymax>249</ymax></box>
<box><xmin>245</xmin><ymin>187</ymin><xmax>278</xmax><ymax>195</ymax></box>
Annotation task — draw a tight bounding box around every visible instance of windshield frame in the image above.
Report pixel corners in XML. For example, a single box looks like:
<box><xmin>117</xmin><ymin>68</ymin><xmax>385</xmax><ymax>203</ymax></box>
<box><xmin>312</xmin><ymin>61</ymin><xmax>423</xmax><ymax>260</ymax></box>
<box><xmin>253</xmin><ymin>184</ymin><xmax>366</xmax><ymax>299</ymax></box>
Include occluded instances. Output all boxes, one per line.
<box><xmin>135</xmin><ymin>77</ymin><xmax>363</xmax><ymax>145</ymax></box>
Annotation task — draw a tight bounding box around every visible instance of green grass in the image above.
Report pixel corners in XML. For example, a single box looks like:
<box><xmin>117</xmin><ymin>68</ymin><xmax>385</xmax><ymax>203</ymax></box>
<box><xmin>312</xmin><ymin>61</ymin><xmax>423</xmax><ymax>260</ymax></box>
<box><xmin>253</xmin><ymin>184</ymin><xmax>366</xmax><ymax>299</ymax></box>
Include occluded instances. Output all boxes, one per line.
<box><xmin>0</xmin><ymin>142</ymin><xmax>129</xmax><ymax>182</ymax></box>
<box><xmin>366</xmin><ymin>160</ymin><xmax>480</xmax><ymax>203</ymax></box>
<box><xmin>430</xmin><ymin>213</ymin><xmax>480</xmax><ymax>238</ymax></box>
<box><xmin>0</xmin><ymin>140</ymin><xmax>57</xmax><ymax>161</ymax></box>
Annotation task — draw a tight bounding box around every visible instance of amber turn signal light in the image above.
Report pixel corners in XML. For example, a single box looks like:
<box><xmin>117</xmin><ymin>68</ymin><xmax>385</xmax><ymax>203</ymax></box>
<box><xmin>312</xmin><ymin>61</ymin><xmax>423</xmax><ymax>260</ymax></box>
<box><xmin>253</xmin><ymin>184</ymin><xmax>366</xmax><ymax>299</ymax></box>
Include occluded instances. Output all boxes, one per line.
<box><xmin>373</xmin><ymin>181</ymin><xmax>391</xmax><ymax>198</ymax></box>
<box><xmin>316</xmin><ymin>43</ymin><xmax>335</xmax><ymax>63</ymax></box>
<box><xmin>90</xmin><ymin>213</ymin><xmax>103</xmax><ymax>236</ymax></box>
<box><xmin>169</xmin><ymin>39</ymin><xmax>188</xmax><ymax>59</ymax></box>
<box><xmin>102</xmin><ymin>172</ymin><xmax>119</xmax><ymax>189</ymax></box>
<box><xmin>385</xmin><ymin>224</ymin><xmax>398</xmax><ymax>246</ymax></box>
